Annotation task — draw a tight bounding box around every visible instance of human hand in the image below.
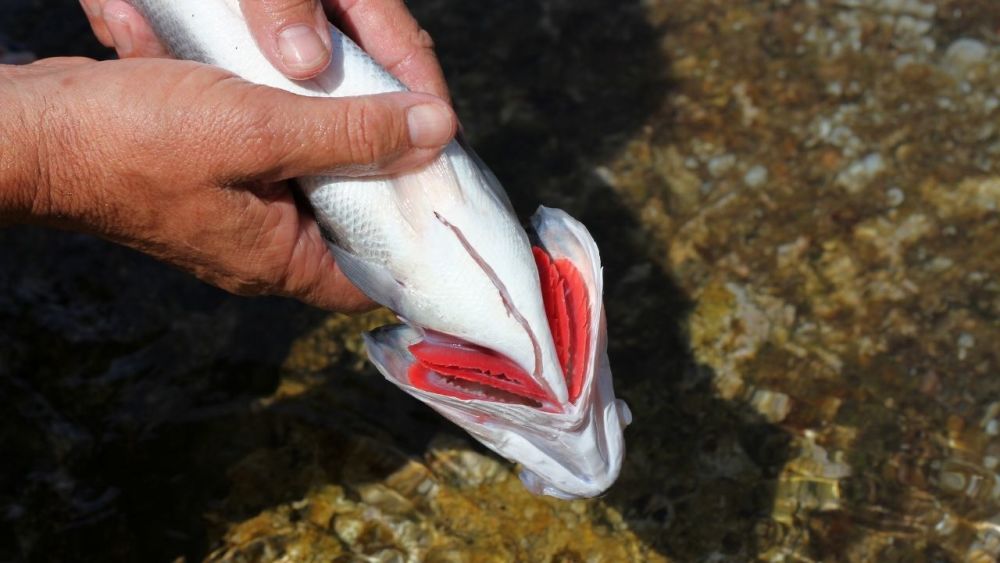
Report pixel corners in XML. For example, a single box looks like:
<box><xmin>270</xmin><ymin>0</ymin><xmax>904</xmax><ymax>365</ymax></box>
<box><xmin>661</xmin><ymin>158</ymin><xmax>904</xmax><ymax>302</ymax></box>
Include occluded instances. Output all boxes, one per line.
<box><xmin>79</xmin><ymin>0</ymin><xmax>450</xmax><ymax>100</ymax></box>
<box><xmin>0</xmin><ymin>56</ymin><xmax>456</xmax><ymax>311</ymax></box>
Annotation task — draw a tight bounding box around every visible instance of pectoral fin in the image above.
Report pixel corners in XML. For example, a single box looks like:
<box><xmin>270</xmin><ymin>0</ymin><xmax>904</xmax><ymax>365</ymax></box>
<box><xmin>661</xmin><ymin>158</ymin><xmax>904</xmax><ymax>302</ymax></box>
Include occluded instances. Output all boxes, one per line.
<box><xmin>327</xmin><ymin>245</ymin><xmax>405</xmax><ymax>312</ymax></box>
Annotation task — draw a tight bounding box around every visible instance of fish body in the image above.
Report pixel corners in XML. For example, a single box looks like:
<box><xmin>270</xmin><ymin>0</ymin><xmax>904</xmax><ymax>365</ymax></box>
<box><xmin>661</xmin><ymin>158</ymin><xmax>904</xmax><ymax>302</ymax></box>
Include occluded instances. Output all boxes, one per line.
<box><xmin>130</xmin><ymin>0</ymin><xmax>629</xmax><ymax>498</ymax></box>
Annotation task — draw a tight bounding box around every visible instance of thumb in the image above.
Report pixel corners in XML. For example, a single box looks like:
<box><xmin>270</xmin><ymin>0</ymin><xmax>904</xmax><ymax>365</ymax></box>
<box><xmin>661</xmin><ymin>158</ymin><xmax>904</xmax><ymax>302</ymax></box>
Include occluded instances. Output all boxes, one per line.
<box><xmin>219</xmin><ymin>86</ymin><xmax>457</xmax><ymax>181</ymax></box>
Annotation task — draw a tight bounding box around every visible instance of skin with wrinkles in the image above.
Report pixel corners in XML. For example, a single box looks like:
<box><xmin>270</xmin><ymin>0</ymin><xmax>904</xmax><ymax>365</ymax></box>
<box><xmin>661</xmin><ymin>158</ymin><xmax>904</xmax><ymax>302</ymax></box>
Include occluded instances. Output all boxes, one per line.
<box><xmin>0</xmin><ymin>0</ymin><xmax>456</xmax><ymax>312</ymax></box>
<box><xmin>0</xmin><ymin>56</ymin><xmax>455</xmax><ymax>311</ymax></box>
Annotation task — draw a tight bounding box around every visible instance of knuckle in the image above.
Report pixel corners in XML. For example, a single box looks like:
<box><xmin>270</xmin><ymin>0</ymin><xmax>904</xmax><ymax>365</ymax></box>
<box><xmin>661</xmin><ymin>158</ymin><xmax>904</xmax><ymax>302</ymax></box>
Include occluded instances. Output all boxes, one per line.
<box><xmin>241</xmin><ymin>106</ymin><xmax>282</xmax><ymax>159</ymax></box>
<box><xmin>256</xmin><ymin>0</ymin><xmax>316</xmax><ymax>22</ymax></box>
<box><xmin>211</xmin><ymin>89</ymin><xmax>287</xmax><ymax>179</ymax></box>
<box><xmin>342</xmin><ymin>99</ymin><xmax>395</xmax><ymax>165</ymax></box>
<box><xmin>386</xmin><ymin>28</ymin><xmax>436</xmax><ymax>76</ymax></box>
<box><xmin>415</xmin><ymin>28</ymin><xmax>435</xmax><ymax>50</ymax></box>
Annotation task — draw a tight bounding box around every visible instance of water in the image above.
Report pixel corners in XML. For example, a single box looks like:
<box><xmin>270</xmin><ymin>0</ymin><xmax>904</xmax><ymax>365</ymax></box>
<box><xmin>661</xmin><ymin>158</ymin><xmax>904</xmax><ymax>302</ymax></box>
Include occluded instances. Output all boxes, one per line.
<box><xmin>2</xmin><ymin>0</ymin><xmax>999</xmax><ymax>560</ymax></box>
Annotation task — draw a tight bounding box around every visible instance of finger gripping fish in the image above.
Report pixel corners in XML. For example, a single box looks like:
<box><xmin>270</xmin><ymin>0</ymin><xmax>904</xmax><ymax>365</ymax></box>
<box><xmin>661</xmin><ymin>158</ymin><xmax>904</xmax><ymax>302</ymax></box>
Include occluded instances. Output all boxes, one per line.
<box><xmin>130</xmin><ymin>0</ymin><xmax>630</xmax><ymax>499</ymax></box>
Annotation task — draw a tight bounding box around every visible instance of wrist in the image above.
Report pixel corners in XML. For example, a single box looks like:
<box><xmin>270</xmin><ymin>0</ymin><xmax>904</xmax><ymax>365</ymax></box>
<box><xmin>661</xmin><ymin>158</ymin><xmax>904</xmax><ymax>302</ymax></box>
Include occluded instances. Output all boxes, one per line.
<box><xmin>0</xmin><ymin>71</ymin><xmax>44</xmax><ymax>224</ymax></box>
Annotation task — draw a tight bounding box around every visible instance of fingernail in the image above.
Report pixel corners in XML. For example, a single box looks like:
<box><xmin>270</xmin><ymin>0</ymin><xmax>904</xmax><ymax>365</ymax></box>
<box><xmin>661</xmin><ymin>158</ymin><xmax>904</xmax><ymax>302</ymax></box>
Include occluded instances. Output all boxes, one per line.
<box><xmin>407</xmin><ymin>103</ymin><xmax>454</xmax><ymax>148</ymax></box>
<box><xmin>104</xmin><ymin>9</ymin><xmax>133</xmax><ymax>56</ymax></box>
<box><xmin>277</xmin><ymin>25</ymin><xmax>329</xmax><ymax>73</ymax></box>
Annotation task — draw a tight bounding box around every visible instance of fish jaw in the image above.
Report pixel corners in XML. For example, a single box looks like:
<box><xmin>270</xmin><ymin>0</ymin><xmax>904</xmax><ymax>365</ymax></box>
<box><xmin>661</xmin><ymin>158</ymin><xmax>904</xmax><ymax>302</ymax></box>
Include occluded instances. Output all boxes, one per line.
<box><xmin>364</xmin><ymin>207</ymin><xmax>630</xmax><ymax>499</ymax></box>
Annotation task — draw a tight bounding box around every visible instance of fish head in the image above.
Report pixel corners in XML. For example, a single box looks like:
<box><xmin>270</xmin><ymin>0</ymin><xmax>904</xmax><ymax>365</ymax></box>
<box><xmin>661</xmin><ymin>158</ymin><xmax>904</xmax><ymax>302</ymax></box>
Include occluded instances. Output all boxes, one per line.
<box><xmin>364</xmin><ymin>206</ymin><xmax>630</xmax><ymax>499</ymax></box>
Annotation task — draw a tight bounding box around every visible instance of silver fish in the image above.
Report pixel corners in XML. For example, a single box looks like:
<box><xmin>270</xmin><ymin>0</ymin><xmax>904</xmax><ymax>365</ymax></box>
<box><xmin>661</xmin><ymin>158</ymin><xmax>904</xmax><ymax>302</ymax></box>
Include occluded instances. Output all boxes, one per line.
<box><xmin>130</xmin><ymin>0</ymin><xmax>630</xmax><ymax>499</ymax></box>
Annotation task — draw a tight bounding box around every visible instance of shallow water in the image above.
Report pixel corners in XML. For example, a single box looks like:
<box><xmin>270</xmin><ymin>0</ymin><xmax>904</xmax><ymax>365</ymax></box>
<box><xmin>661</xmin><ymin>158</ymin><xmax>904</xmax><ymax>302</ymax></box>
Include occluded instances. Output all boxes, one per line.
<box><xmin>2</xmin><ymin>0</ymin><xmax>999</xmax><ymax>561</ymax></box>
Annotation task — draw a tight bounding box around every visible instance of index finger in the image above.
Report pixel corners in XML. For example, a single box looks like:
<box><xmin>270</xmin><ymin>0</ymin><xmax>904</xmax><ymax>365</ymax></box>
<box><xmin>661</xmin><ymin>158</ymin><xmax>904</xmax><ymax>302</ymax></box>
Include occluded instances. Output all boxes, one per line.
<box><xmin>327</xmin><ymin>0</ymin><xmax>451</xmax><ymax>103</ymax></box>
<box><xmin>239</xmin><ymin>0</ymin><xmax>334</xmax><ymax>80</ymax></box>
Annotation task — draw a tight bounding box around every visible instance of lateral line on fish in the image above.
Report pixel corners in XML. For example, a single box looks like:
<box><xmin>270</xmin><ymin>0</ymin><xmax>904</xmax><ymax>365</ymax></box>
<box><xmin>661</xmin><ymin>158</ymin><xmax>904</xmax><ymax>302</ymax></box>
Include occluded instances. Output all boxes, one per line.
<box><xmin>432</xmin><ymin>211</ymin><xmax>553</xmax><ymax>398</ymax></box>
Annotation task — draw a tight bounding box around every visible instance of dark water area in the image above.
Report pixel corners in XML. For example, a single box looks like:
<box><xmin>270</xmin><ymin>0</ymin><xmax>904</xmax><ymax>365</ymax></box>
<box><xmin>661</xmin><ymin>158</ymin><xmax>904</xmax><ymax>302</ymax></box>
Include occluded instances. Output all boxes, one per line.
<box><xmin>2</xmin><ymin>0</ymin><xmax>1000</xmax><ymax>561</ymax></box>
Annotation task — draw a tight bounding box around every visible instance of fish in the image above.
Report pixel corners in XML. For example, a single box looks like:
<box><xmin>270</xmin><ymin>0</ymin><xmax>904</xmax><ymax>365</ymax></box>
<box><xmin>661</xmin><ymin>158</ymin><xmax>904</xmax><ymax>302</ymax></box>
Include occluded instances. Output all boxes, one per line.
<box><xmin>129</xmin><ymin>0</ymin><xmax>630</xmax><ymax>499</ymax></box>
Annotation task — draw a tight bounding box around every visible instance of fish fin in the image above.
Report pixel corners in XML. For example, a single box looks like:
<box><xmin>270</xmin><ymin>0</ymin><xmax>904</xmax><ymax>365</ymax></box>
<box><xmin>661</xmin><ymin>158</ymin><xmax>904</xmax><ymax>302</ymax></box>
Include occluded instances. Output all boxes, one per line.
<box><xmin>390</xmin><ymin>138</ymin><xmax>515</xmax><ymax>237</ymax></box>
<box><xmin>390</xmin><ymin>150</ymin><xmax>464</xmax><ymax>235</ymax></box>
<box><xmin>364</xmin><ymin>324</ymin><xmax>422</xmax><ymax>387</ymax></box>
<box><xmin>327</xmin><ymin>245</ymin><xmax>405</xmax><ymax>312</ymax></box>
<box><xmin>454</xmin><ymin>133</ymin><xmax>516</xmax><ymax>214</ymax></box>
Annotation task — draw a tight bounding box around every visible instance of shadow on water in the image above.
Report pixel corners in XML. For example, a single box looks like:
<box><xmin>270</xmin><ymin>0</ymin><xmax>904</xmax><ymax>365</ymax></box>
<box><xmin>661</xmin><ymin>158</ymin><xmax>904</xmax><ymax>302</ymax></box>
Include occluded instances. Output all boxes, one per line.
<box><xmin>0</xmin><ymin>227</ymin><xmax>323</xmax><ymax>560</ymax></box>
<box><xmin>418</xmin><ymin>0</ymin><xmax>795</xmax><ymax>558</ymax></box>
<box><xmin>1</xmin><ymin>0</ymin><xmax>792</xmax><ymax>560</ymax></box>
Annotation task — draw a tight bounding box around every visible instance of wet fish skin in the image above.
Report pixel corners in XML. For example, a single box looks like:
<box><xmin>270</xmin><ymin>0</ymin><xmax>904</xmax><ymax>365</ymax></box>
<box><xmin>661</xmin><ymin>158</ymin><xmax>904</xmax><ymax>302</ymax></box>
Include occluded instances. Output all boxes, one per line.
<box><xmin>129</xmin><ymin>0</ymin><xmax>629</xmax><ymax>499</ymax></box>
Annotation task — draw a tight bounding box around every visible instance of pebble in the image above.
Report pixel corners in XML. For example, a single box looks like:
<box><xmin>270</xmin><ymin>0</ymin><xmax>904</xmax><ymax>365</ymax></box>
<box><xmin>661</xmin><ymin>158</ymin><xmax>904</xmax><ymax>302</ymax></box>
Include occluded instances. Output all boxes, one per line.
<box><xmin>708</xmin><ymin>154</ymin><xmax>737</xmax><ymax>178</ymax></box>
<box><xmin>886</xmin><ymin>187</ymin><xmax>905</xmax><ymax>206</ymax></box>
<box><xmin>750</xmin><ymin>389</ymin><xmax>792</xmax><ymax>423</ymax></box>
<box><xmin>958</xmin><ymin>332</ymin><xmax>976</xmax><ymax>349</ymax></box>
<box><xmin>744</xmin><ymin>165</ymin><xmax>769</xmax><ymax>188</ymax></box>
<box><xmin>940</xmin><ymin>470</ymin><xmax>966</xmax><ymax>492</ymax></box>
<box><xmin>836</xmin><ymin>153</ymin><xmax>886</xmax><ymax>193</ymax></box>
<box><xmin>987</xmin><ymin>421</ymin><xmax>999</xmax><ymax>437</ymax></box>
<box><xmin>944</xmin><ymin>39</ymin><xmax>989</xmax><ymax>76</ymax></box>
